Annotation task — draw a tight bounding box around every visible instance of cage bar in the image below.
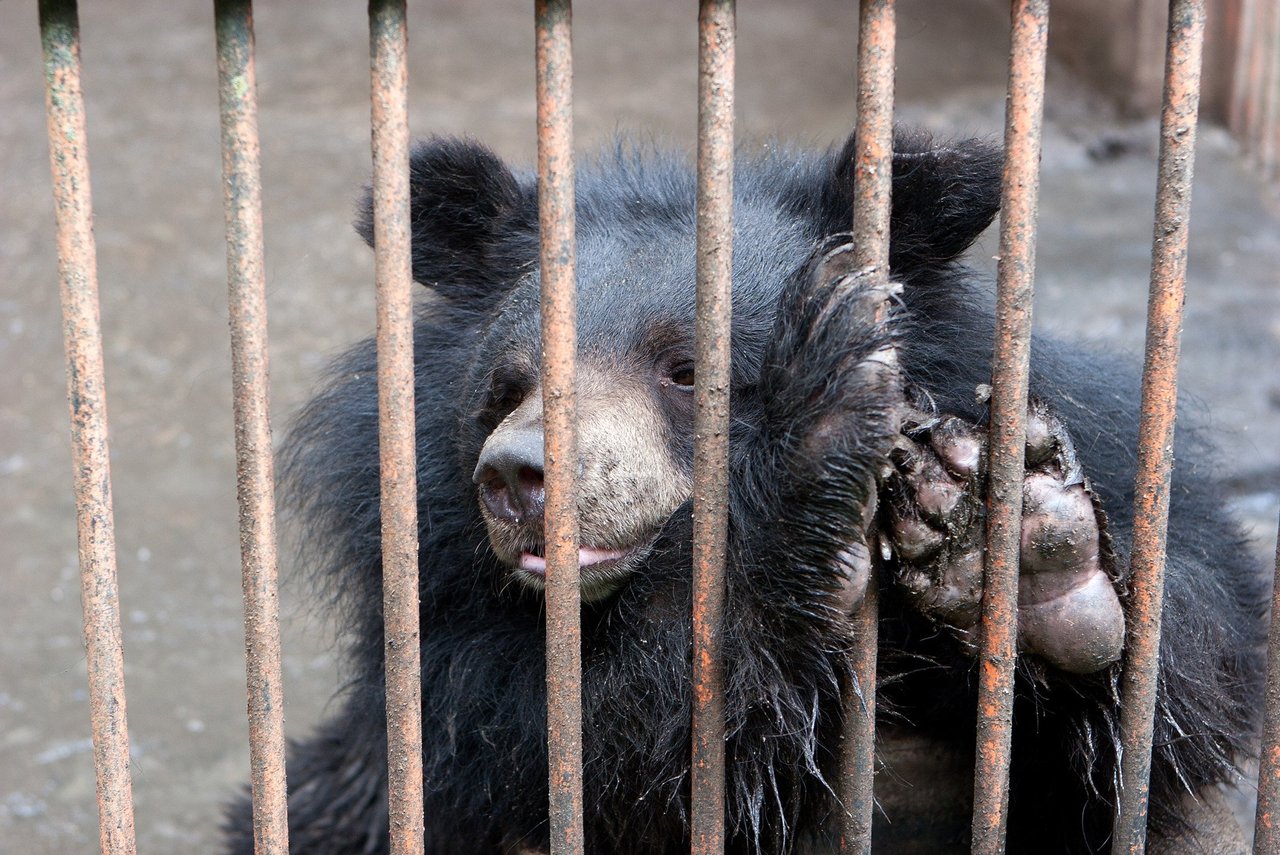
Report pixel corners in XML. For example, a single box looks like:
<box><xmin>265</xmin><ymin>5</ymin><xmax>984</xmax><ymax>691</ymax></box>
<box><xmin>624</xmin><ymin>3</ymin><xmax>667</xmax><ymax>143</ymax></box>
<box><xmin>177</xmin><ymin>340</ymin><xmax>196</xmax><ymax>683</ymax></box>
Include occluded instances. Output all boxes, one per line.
<box><xmin>1256</xmin><ymin>514</ymin><xmax>1280</xmax><ymax>852</ymax></box>
<box><xmin>1111</xmin><ymin>2</ymin><xmax>1206</xmax><ymax>852</ymax></box>
<box><xmin>838</xmin><ymin>2</ymin><xmax>895</xmax><ymax>853</ymax></box>
<box><xmin>213</xmin><ymin>2</ymin><xmax>290</xmax><ymax>852</ymax></box>
<box><xmin>970</xmin><ymin>1</ymin><xmax>1050</xmax><ymax>852</ymax></box>
<box><xmin>1229</xmin><ymin>0</ymin><xmax>1280</xmax><ymax>182</ymax></box>
<box><xmin>368</xmin><ymin>1</ymin><xmax>425</xmax><ymax>852</ymax></box>
<box><xmin>1228</xmin><ymin>0</ymin><xmax>1263</xmax><ymax>143</ymax></box>
<box><xmin>38</xmin><ymin>3</ymin><xmax>139</xmax><ymax>853</ymax></box>
<box><xmin>1262</xmin><ymin>1</ymin><xmax>1280</xmax><ymax>179</ymax></box>
<box><xmin>534</xmin><ymin>2</ymin><xmax>586</xmax><ymax>853</ymax></box>
<box><xmin>690</xmin><ymin>2</ymin><xmax>735</xmax><ymax>852</ymax></box>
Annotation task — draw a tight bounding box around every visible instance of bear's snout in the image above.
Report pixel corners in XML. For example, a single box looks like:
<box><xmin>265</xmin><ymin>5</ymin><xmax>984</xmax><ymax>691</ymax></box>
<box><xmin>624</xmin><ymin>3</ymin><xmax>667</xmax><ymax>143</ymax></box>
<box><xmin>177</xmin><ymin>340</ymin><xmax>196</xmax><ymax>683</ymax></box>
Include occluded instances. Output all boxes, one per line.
<box><xmin>470</xmin><ymin>363</ymin><xmax>694</xmax><ymax>602</ymax></box>
<box><xmin>474</xmin><ymin>426</ymin><xmax>546</xmax><ymax>527</ymax></box>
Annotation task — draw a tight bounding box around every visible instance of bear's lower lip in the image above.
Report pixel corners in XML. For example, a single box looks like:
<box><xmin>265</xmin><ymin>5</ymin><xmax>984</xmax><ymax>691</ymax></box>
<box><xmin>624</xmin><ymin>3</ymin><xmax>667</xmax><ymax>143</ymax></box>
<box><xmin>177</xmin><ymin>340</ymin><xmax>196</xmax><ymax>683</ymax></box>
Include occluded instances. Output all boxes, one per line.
<box><xmin>518</xmin><ymin>546</ymin><xmax>631</xmax><ymax>575</ymax></box>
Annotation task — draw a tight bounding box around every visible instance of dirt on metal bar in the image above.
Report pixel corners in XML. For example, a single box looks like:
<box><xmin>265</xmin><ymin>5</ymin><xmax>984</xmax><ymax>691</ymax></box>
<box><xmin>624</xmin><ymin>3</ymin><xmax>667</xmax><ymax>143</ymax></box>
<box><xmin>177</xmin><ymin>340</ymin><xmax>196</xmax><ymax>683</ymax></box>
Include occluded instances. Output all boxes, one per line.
<box><xmin>1256</xmin><ymin>513</ymin><xmax>1280</xmax><ymax>853</ymax></box>
<box><xmin>1111</xmin><ymin>2</ymin><xmax>1206</xmax><ymax>852</ymax></box>
<box><xmin>838</xmin><ymin>2</ymin><xmax>894</xmax><ymax>853</ymax></box>
<box><xmin>213</xmin><ymin>2</ymin><xmax>290</xmax><ymax>852</ymax></box>
<box><xmin>1266</xmin><ymin>2</ymin><xmax>1280</xmax><ymax>179</ymax></box>
<box><xmin>1259</xmin><ymin>0</ymin><xmax>1280</xmax><ymax>181</ymax></box>
<box><xmin>690</xmin><ymin>2</ymin><xmax>735</xmax><ymax>853</ymax></box>
<box><xmin>1230</xmin><ymin>0</ymin><xmax>1279</xmax><ymax>181</ymax></box>
<box><xmin>534</xmin><ymin>2</ymin><xmax>585</xmax><ymax>853</ymax></box>
<box><xmin>38</xmin><ymin>2</ymin><xmax>139</xmax><ymax>853</ymax></box>
<box><xmin>970</xmin><ymin>2</ymin><xmax>1049</xmax><ymax>853</ymax></box>
<box><xmin>369</xmin><ymin>1</ymin><xmax>424</xmax><ymax>853</ymax></box>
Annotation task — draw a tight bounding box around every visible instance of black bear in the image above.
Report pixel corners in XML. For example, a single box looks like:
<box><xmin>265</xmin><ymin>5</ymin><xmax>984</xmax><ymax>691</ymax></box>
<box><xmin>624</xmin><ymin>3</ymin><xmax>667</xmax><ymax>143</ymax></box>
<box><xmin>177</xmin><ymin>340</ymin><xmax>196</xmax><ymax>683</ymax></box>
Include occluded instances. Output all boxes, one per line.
<box><xmin>223</xmin><ymin>130</ymin><xmax>1265</xmax><ymax>853</ymax></box>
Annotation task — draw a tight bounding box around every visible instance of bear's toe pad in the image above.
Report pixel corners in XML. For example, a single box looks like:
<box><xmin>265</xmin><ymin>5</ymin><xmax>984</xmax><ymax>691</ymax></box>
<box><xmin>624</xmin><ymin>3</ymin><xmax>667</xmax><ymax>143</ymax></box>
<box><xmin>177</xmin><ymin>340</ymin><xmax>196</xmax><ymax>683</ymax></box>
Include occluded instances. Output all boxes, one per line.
<box><xmin>883</xmin><ymin>400</ymin><xmax>1124</xmax><ymax>674</ymax></box>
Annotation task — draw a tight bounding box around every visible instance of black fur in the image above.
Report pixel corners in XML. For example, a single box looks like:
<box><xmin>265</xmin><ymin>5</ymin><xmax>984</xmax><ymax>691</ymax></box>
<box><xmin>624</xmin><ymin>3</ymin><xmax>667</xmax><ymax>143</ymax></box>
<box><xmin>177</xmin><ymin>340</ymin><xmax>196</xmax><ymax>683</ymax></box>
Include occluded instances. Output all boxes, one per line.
<box><xmin>223</xmin><ymin>131</ymin><xmax>1264</xmax><ymax>853</ymax></box>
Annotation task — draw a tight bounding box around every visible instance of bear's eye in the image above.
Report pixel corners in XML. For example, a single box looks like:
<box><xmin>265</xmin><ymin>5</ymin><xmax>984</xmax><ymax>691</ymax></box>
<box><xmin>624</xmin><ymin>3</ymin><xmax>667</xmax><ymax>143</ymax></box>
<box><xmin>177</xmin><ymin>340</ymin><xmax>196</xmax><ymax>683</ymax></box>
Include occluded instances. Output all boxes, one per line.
<box><xmin>480</xmin><ymin>376</ymin><xmax>526</xmax><ymax>428</ymax></box>
<box><xmin>666</xmin><ymin>362</ymin><xmax>695</xmax><ymax>390</ymax></box>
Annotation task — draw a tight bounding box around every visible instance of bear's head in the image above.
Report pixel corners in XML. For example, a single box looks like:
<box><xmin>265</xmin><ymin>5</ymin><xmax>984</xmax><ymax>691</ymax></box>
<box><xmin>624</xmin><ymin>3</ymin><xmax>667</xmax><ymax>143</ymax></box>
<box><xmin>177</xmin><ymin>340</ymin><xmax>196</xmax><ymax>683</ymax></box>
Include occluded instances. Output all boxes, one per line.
<box><xmin>356</xmin><ymin>132</ymin><xmax>1001</xmax><ymax>603</ymax></box>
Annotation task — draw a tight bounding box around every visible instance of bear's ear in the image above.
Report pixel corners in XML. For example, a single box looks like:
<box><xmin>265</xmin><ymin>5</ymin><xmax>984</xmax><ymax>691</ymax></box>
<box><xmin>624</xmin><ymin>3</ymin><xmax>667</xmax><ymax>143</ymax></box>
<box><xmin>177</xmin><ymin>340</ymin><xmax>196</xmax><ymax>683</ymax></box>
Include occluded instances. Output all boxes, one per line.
<box><xmin>356</xmin><ymin>138</ymin><xmax>535</xmax><ymax>306</ymax></box>
<box><xmin>825</xmin><ymin>129</ymin><xmax>1002</xmax><ymax>272</ymax></box>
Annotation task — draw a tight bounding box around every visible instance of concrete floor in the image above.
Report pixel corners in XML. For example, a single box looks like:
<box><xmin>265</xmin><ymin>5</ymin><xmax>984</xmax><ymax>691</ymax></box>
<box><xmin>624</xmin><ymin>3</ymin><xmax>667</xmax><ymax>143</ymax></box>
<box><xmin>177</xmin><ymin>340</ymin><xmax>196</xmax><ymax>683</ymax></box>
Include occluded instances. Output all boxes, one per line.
<box><xmin>1</xmin><ymin>1</ymin><xmax>1277</xmax><ymax>852</ymax></box>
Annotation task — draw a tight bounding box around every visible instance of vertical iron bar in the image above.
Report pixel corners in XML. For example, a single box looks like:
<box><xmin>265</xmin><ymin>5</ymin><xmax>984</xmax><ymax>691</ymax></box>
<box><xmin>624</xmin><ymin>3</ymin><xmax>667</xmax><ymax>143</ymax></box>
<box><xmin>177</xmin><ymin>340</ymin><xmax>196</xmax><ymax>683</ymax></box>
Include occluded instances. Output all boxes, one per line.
<box><xmin>1259</xmin><ymin>0</ymin><xmax>1280</xmax><ymax>180</ymax></box>
<box><xmin>214</xmin><ymin>2</ymin><xmax>289</xmax><ymax>852</ymax></box>
<box><xmin>369</xmin><ymin>1</ymin><xmax>424</xmax><ymax>853</ymax></box>
<box><xmin>1237</xmin><ymin>0</ymin><xmax>1280</xmax><ymax>177</ymax></box>
<box><xmin>1111</xmin><ymin>2</ymin><xmax>1206</xmax><ymax>852</ymax></box>
<box><xmin>1228</xmin><ymin>0</ymin><xmax>1262</xmax><ymax>145</ymax></box>
<box><xmin>971</xmin><ymin>2</ymin><xmax>1049</xmax><ymax>852</ymax></box>
<box><xmin>38</xmin><ymin>2</ymin><xmax>138</xmax><ymax>853</ymax></box>
<box><xmin>840</xmin><ymin>1</ymin><xmax>894</xmax><ymax>852</ymax></box>
<box><xmin>1255</xmin><ymin>512</ymin><xmax>1280</xmax><ymax>853</ymax></box>
<box><xmin>691</xmin><ymin>2</ymin><xmax>734</xmax><ymax>853</ymax></box>
<box><xmin>534</xmin><ymin>2</ymin><xmax>585</xmax><ymax>853</ymax></box>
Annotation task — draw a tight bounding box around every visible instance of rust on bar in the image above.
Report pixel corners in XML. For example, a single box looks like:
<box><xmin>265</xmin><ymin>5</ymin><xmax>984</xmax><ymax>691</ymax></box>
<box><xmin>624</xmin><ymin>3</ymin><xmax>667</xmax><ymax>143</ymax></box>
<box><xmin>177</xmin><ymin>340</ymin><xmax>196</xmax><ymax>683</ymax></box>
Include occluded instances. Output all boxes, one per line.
<box><xmin>369</xmin><ymin>1</ymin><xmax>424</xmax><ymax>852</ymax></box>
<box><xmin>840</xmin><ymin>574</ymin><xmax>880</xmax><ymax>855</ymax></box>
<box><xmin>39</xmin><ymin>3</ymin><xmax>139</xmax><ymax>853</ymax></box>
<box><xmin>1227</xmin><ymin>0</ymin><xmax>1256</xmax><ymax>140</ymax></box>
<box><xmin>1269</xmin><ymin>1</ymin><xmax>1280</xmax><ymax>180</ymax></box>
<box><xmin>1255</xmin><ymin>513</ymin><xmax>1280</xmax><ymax>853</ymax></box>
<box><xmin>1230</xmin><ymin>0</ymin><xmax>1280</xmax><ymax>182</ymax></box>
<box><xmin>690</xmin><ymin>2</ymin><xmax>735</xmax><ymax>853</ymax></box>
<box><xmin>970</xmin><ymin>1</ymin><xmax>1049</xmax><ymax>853</ymax></box>
<box><xmin>1229</xmin><ymin>0</ymin><xmax>1266</xmax><ymax>148</ymax></box>
<box><xmin>535</xmin><ymin>2</ymin><xmax>585</xmax><ymax>853</ymax></box>
<box><xmin>1111</xmin><ymin>2</ymin><xmax>1206</xmax><ymax>852</ymax></box>
<box><xmin>839</xmin><ymin>1</ymin><xmax>894</xmax><ymax>852</ymax></box>
<box><xmin>214</xmin><ymin>2</ymin><xmax>290</xmax><ymax>852</ymax></box>
<box><xmin>1259</xmin><ymin>0</ymin><xmax>1280</xmax><ymax>181</ymax></box>
<box><xmin>850</xmin><ymin>0</ymin><xmax>896</xmax><ymax>274</ymax></box>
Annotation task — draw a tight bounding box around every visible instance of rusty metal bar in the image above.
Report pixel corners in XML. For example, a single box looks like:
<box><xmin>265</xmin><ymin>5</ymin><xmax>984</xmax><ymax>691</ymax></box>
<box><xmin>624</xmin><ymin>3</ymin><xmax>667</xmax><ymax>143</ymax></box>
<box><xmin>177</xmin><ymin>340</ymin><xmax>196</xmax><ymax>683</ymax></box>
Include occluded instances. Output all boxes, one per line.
<box><xmin>534</xmin><ymin>2</ymin><xmax>585</xmax><ymax>853</ymax></box>
<box><xmin>849</xmin><ymin>0</ymin><xmax>895</xmax><ymax>273</ymax></box>
<box><xmin>213</xmin><ymin>2</ymin><xmax>290</xmax><ymax>852</ymax></box>
<box><xmin>1259</xmin><ymin>0</ymin><xmax>1280</xmax><ymax>181</ymax></box>
<box><xmin>839</xmin><ymin>1</ymin><xmax>895</xmax><ymax>852</ymax></box>
<box><xmin>841</xmin><ymin>575</ymin><xmax>880</xmax><ymax>855</ymax></box>
<box><xmin>1230</xmin><ymin>0</ymin><xmax>1280</xmax><ymax>182</ymax></box>
<box><xmin>690</xmin><ymin>2</ymin><xmax>735</xmax><ymax>852</ymax></box>
<box><xmin>1255</xmin><ymin>513</ymin><xmax>1280</xmax><ymax>852</ymax></box>
<box><xmin>1238</xmin><ymin>0</ymin><xmax>1280</xmax><ymax>181</ymax></box>
<box><xmin>39</xmin><ymin>3</ymin><xmax>138</xmax><ymax>853</ymax></box>
<box><xmin>1111</xmin><ymin>2</ymin><xmax>1206</xmax><ymax>852</ymax></box>
<box><xmin>1228</xmin><ymin>0</ymin><xmax>1263</xmax><ymax>144</ymax></box>
<box><xmin>369</xmin><ymin>1</ymin><xmax>424</xmax><ymax>852</ymax></box>
<box><xmin>1229</xmin><ymin>0</ymin><xmax>1251</xmax><ymax>134</ymax></box>
<box><xmin>970</xmin><ymin>1</ymin><xmax>1049</xmax><ymax>852</ymax></box>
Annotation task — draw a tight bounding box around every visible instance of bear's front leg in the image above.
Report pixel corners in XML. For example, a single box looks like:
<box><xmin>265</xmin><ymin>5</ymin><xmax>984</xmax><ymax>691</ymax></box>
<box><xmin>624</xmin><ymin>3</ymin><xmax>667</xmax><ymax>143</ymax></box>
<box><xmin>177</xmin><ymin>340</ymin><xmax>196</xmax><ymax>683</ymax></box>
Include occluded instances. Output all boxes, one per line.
<box><xmin>882</xmin><ymin>399</ymin><xmax>1126</xmax><ymax>674</ymax></box>
<box><xmin>716</xmin><ymin>237</ymin><xmax>905</xmax><ymax>850</ymax></box>
<box><xmin>738</xmin><ymin>236</ymin><xmax>902</xmax><ymax>617</ymax></box>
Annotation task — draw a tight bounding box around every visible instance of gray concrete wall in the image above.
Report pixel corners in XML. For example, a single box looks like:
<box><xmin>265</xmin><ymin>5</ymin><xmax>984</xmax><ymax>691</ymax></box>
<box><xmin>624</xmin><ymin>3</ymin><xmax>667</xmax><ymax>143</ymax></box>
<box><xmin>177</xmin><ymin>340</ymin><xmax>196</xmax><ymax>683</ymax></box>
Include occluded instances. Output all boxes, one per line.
<box><xmin>1022</xmin><ymin>0</ymin><xmax>1244</xmax><ymax>121</ymax></box>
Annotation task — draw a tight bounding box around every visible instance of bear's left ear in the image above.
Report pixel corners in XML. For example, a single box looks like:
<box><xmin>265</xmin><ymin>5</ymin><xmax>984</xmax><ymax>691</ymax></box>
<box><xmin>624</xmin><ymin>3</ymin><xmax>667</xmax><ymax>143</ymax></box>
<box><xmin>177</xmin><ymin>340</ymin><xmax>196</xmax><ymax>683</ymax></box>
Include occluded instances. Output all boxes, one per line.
<box><xmin>819</xmin><ymin>129</ymin><xmax>1002</xmax><ymax>273</ymax></box>
<box><xmin>356</xmin><ymin>137</ymin><xmax>536</xmax><ymax>307</ymax></box>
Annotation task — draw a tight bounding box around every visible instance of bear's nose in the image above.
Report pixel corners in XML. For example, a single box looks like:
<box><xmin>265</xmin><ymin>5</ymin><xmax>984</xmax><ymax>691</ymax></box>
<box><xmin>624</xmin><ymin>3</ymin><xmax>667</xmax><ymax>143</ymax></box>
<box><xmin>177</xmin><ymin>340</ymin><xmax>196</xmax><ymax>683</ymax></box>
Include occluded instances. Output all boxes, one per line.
<box><xmin>473</xmin><ymin>427</ymin><xmax>546</xmax><ymax>525</ymax></box>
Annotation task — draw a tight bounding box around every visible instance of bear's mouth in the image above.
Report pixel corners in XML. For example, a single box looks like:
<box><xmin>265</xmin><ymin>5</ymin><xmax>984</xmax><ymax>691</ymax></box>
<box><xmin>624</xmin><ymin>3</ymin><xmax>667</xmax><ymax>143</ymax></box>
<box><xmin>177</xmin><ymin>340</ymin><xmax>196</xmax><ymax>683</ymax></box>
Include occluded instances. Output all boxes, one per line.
<box><xmin>501</xmin><ymin>534</ymin><xmax>659</xmax><ymax>603</ymax></box>
<box><xmin>517</xmin><ymin>544</ymin><xmax>631</xmax><ymax>574</ymax></box>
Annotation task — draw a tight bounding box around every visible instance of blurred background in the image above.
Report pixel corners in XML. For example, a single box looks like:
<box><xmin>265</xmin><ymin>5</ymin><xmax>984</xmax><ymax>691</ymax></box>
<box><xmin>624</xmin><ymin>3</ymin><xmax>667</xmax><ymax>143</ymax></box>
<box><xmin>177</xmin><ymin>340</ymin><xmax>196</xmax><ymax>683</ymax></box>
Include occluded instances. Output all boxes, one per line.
<box><xmin>2</xmin><ymin>1</ymin><xmax>1277</xmax><ymax>851</ymax></box>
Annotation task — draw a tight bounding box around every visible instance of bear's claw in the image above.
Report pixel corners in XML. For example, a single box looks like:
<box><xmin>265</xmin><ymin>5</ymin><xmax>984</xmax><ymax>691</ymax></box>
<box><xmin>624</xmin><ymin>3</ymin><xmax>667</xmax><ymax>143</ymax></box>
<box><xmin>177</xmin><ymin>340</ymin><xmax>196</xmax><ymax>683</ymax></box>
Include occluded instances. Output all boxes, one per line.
<box><xmin>882</xmin><ymin>399</ymin><xmax>1125</xmax><ymax>674</ymax></box>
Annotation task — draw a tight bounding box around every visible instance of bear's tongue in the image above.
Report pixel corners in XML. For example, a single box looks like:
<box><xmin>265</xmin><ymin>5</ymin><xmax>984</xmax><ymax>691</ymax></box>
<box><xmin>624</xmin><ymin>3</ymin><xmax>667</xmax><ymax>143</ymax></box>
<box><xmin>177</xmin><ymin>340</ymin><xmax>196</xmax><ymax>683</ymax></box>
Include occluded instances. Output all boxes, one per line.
<box><xmin>519</xmin><ymin>547</ymin><xmax>628</xmax><ymax>574</ymax></box>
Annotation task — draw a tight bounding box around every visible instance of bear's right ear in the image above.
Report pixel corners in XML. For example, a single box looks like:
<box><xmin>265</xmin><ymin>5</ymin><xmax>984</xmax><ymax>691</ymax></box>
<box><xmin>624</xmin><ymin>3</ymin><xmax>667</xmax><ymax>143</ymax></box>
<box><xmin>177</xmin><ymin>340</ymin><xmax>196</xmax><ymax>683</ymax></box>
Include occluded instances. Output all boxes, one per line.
<box><xmin>356</xmin><ymin>138</ymin><xmax>535</xmax><ymax>306</ymax></box>
<box><xmin>812</xmin><ymin>129</ymin><xmax>1002</xmax><ymax>273</ymax></box>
